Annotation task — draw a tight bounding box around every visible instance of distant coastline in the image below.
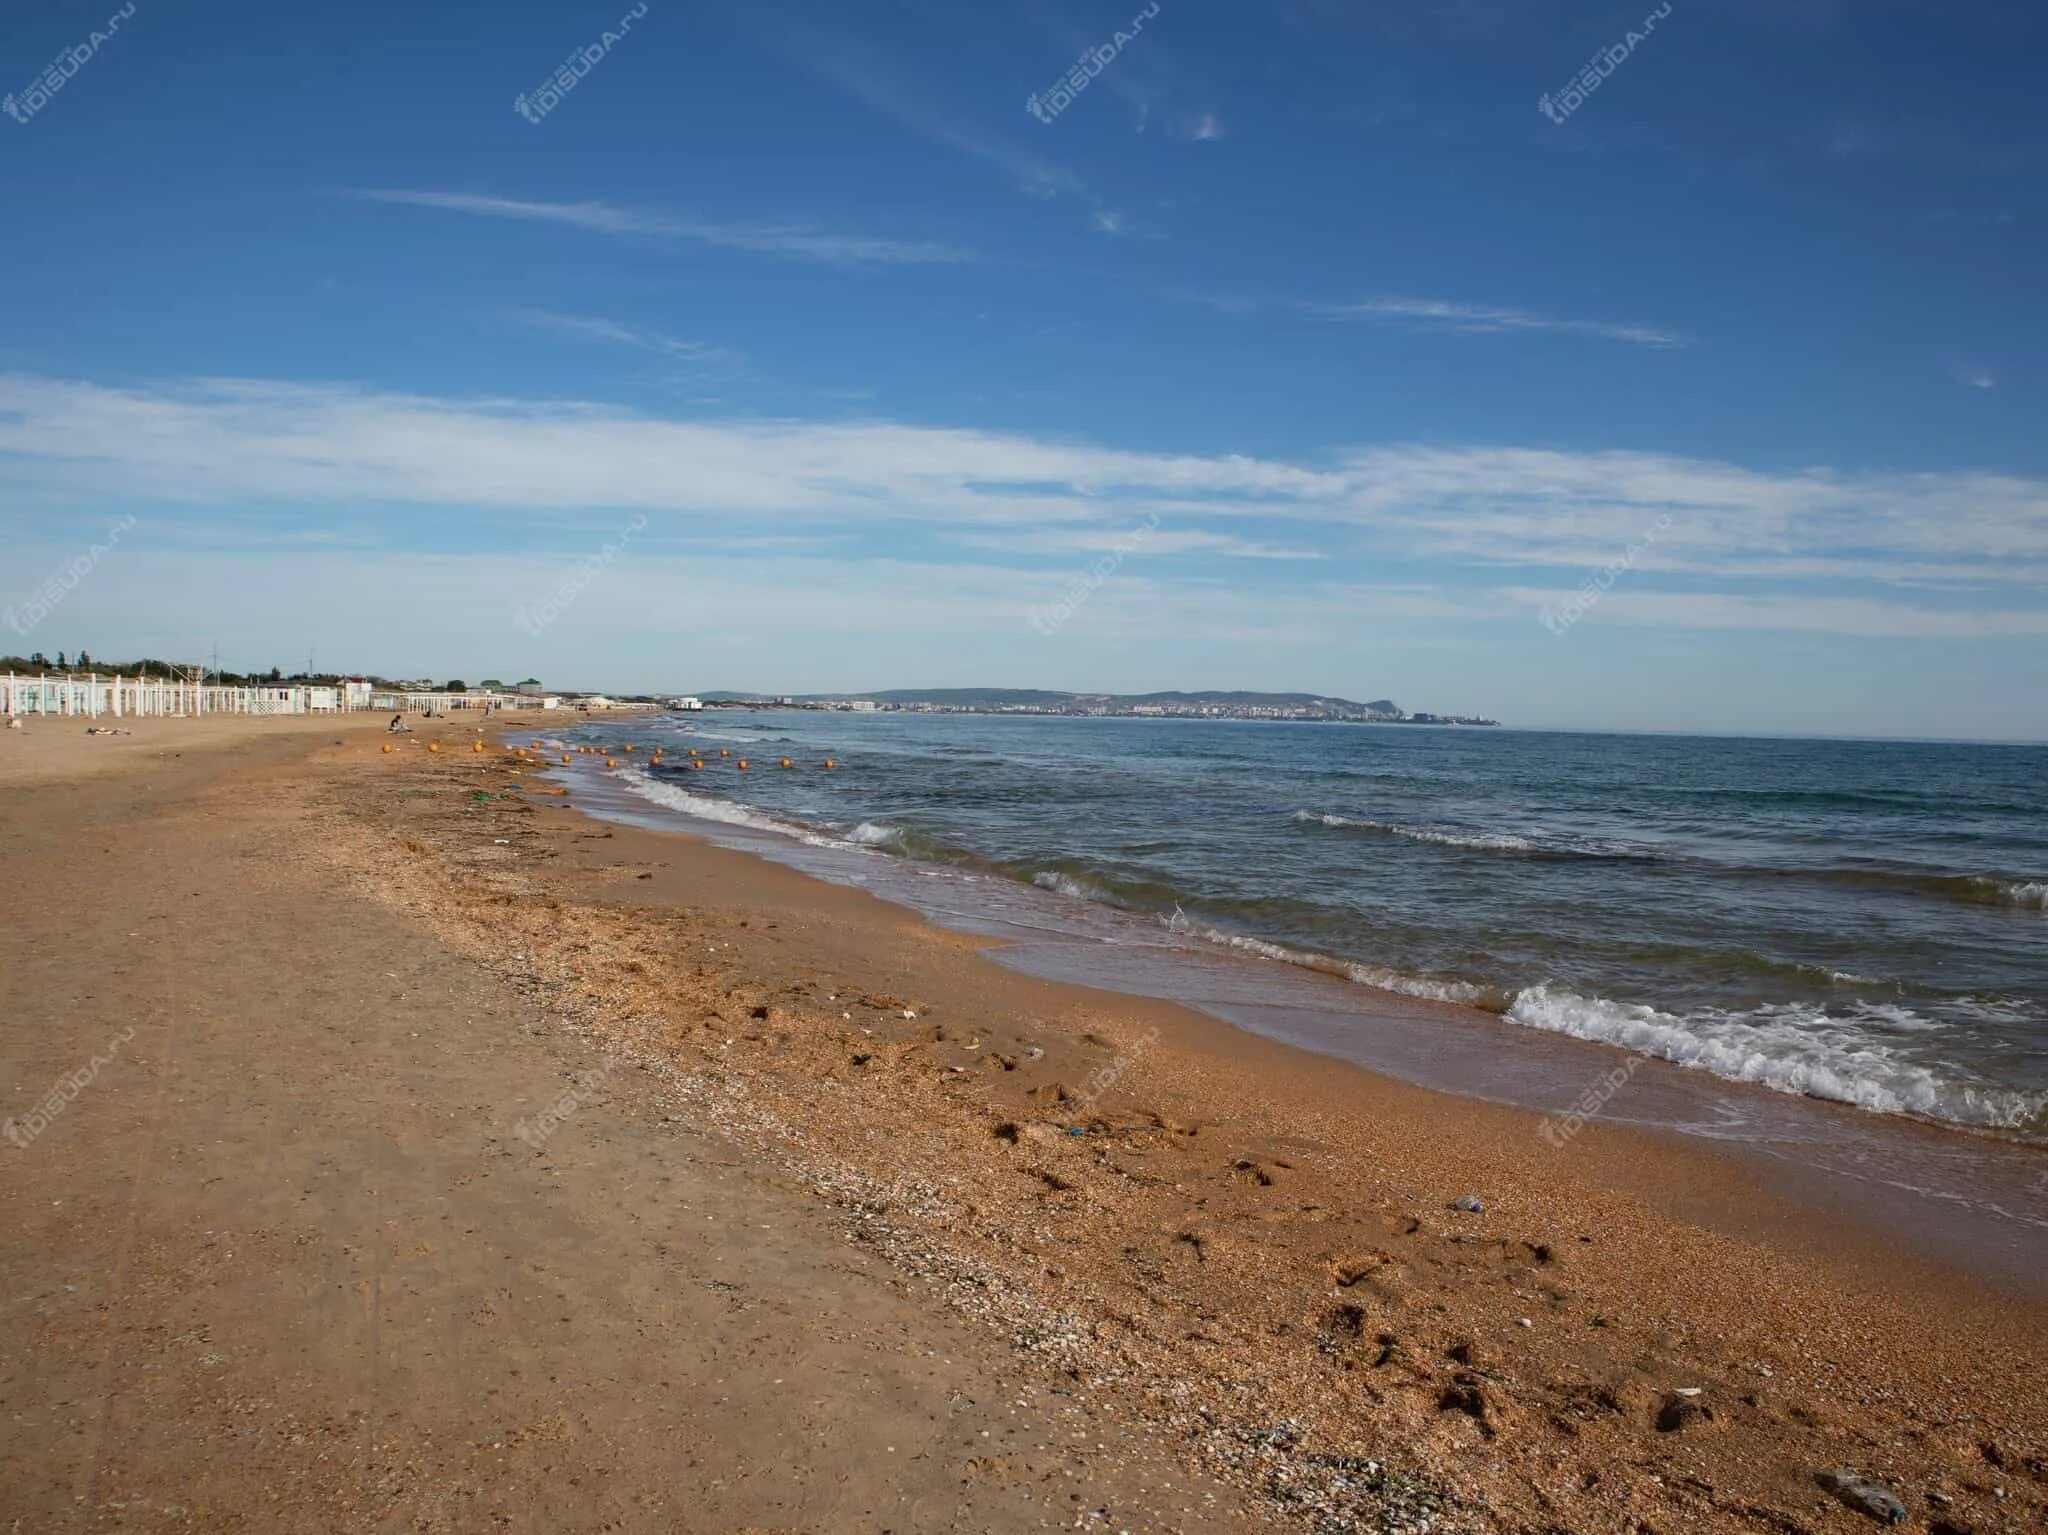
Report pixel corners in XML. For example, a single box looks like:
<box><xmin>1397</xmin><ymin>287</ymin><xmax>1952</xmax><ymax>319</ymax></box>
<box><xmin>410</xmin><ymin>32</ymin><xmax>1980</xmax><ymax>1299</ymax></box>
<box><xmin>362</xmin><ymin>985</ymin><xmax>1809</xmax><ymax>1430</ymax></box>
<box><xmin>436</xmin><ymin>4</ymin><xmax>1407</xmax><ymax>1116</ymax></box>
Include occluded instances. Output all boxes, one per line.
<box><xmin>697</xmin><ymin>687</ymin><xmax>1501</xmax><ymax>727</ymax></box>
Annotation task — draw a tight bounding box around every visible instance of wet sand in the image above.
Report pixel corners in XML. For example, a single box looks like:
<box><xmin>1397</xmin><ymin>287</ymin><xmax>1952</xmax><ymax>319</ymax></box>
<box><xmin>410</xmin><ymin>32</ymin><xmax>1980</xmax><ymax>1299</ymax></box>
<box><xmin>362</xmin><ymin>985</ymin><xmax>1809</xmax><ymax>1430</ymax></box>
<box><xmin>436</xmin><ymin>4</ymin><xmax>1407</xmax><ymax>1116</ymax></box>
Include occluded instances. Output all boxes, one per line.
<box><xmin>4</xmin><ymin>713</ymin><xmax>2043</xmax><ymax>1533</ymax></box>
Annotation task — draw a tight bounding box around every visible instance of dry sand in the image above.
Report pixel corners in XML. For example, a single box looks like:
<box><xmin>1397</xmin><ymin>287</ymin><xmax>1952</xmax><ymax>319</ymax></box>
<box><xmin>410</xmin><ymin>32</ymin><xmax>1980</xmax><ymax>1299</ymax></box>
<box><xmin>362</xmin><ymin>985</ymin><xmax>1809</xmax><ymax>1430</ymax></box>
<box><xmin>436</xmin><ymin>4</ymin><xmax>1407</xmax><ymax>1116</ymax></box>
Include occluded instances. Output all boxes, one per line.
<box><xmin>0</xmin><ymin>714</ymin><xmax>1266</xmax><ymax>1533</ymax></box>
<box><xmin>3</xmin><ymin>712</ymin><xmax>2043</xmax><ymax>1533</ymax></box>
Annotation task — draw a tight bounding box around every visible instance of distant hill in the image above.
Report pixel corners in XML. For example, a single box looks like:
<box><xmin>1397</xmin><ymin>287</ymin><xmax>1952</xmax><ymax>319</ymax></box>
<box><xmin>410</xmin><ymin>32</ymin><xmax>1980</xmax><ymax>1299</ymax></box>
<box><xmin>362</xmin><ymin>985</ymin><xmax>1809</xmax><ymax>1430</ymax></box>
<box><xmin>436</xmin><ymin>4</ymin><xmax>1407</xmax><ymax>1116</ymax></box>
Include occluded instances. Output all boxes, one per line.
<box><xmin>703</xmin><ymin>687</ymin><xmax>1404</xmax><ymax>713</ymax></box>
<box><xmin>1116</xmin><ymin>690</ymin><xmax>1401</xmax><ymax>714</ymax></box>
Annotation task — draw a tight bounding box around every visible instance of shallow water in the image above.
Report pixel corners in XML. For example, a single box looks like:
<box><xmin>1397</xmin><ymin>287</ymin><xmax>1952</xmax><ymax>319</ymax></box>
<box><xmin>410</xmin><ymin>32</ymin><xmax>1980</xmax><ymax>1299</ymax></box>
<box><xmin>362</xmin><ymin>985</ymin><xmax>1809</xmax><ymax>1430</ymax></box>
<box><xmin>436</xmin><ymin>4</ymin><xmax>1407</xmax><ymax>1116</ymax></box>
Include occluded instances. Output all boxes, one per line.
<box><xmin>558</xmin><ymin>714</ymin><xmax>2048</xmax><ymax>1135</ymax></box>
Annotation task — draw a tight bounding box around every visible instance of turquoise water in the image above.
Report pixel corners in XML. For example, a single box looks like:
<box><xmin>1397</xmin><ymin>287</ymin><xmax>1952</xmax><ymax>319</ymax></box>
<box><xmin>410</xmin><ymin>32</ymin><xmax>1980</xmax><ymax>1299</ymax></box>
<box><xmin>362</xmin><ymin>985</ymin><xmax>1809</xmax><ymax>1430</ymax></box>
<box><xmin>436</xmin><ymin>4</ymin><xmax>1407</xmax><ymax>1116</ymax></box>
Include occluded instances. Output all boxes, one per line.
<box><xmin>568</xmin><ymin>714</ymin><xmax>2048</xmax><ymax>1139</ymax></box>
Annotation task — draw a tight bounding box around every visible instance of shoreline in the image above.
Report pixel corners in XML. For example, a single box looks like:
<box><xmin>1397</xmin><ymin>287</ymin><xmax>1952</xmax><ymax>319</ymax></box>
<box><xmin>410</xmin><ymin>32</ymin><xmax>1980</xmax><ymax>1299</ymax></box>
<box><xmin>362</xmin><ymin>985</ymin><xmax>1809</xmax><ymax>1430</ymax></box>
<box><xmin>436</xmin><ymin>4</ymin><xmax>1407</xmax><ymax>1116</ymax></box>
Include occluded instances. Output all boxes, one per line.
<box><xmin>559</xmin><ymin>741</ymin><xmax>2048</xmax><ymax>1296</ymax></box>
<box><xmin>561</xmin><ymin>717</ymin><xmax>2048</xmax><ymax>1143</ymax></box>
<box><xmin>353</xmin><ymin>722</ymin><xmax>2048</xmax><ymax>1529</ymax></box>
<box><xmin>8</xmin><ymin>712</ymin><xmax>2044</xmax><ymax>1532</ymax></box>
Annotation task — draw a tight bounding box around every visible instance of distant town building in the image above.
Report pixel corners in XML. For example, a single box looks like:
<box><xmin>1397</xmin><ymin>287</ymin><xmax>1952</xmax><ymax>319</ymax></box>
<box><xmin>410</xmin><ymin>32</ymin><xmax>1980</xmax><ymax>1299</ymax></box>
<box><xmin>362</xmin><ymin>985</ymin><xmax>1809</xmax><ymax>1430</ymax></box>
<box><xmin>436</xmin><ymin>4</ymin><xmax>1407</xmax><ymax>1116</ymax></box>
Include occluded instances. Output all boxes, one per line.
<box><xmin>516</xmin><ymin>678</ymin><xmax>545</xmax><ymax>696</ymax></box>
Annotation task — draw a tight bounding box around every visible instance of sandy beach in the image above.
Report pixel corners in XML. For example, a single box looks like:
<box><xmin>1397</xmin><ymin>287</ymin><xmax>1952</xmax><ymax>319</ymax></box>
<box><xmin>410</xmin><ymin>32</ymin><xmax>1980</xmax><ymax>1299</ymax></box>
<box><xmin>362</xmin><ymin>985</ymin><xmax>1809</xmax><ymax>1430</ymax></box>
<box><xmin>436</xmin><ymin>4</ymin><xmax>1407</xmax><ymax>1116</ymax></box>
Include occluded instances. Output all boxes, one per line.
<box><xmin>3</xmin><ymin>712</ymin><xmax>2042</xmax><ymax>1534</ymax></box>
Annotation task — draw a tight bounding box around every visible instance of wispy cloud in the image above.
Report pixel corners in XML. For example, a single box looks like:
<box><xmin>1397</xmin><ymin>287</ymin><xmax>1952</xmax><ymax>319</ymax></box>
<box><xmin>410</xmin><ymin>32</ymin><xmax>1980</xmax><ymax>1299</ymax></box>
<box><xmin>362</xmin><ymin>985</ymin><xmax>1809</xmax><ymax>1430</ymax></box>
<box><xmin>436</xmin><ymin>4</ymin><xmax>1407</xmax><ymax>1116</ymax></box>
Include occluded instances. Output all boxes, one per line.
<box><xmin>3</xmin><ymin>374</ymin><xmax>2043</xmax><ymax>641</ymax></box>
<box><xmin>1942</xmin><ymin>351</ymin><xmax>1997</xmax><ymax>389</ymax></box>
<box><xmin>780</xmin><ymin>31</ymin><xmax>1147</xmax><ymax>238</ymax></box>
<box><xmin>796</xmin><ymin>42</ymin><xmax>1086</xmax><ymax>201</ymax></box>
<box><xmin>1091</xmin><ymin>208</ymin><xmax>1148</xmax><ymax>237</ymax></box>
<box><xmin>1498</xmin><ymin>587</ymin><xmax>2048</xmax><ymax>640</ymax></box>
<box><xmin>1311</xmin><ymin>296</ymin><xmax>1686</xmax><ymax>347</ymax></box>
<box><xmin>503</xmin><ymin>309</ymin><xmax>736</xmax><ymax>366</ymax></box>
<box><xmin>1178</xmin><ymin>111</ymin><xmax>1226</xmax><ymax>141</ymax></box>
<box><xmin>1179</xmin><ymin>287</ymin><xmax>1686</xmax><ymax>348</ymax></box>
<box><xmin>954</xmin><ymin>526</ymin><xmax>1326</xmax><ymax>561</ymax></box>
<box><xmin>504</xmin><ymin>309</ymin><xmax>741</xmax><ymax>368</ymax></box>
<box><xmin>343</xmin><ymin>189</ymin><xmax>978</xmax><ymax>266</ymax></box>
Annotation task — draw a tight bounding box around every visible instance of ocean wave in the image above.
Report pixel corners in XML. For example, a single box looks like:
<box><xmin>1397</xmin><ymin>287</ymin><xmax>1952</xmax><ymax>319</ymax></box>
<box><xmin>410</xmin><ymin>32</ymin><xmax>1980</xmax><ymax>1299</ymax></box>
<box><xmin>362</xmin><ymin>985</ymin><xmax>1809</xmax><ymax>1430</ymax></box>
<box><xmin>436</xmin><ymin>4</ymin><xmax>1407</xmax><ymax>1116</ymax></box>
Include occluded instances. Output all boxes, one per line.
<box><xmin>671</xmin><ymin>726</ymin><xmax>775</xmax><ymax>743</ymax></box>
<box><xmin>1192</xmin><ymin>928</ymin><xmax>1503</xmax><ymax>1009</ymax></box>
<box><xmin>1031</xmin><ymin>870</ymin><xmax>1102</xmax><ymax>900</ymax></box>
<box><xmin>1291</xmin><ymin>810</ymin><xmax>1649</xmax><ymax>859</ymax></box>
<box><xmin>1660</xmin><ymin>784</ymin><xmax>1948</xmax><ymax>812</ymax></box>
<box><xmin>1802</xmin><ymin>870</ymin><xmax>2048</xmax><ymax>911</ymax></box>
<box><xmin>1294</xmin><ymin>811</ymin><xmax>2046</xmax><ymax>914</ymax></box>
<box><xmin>1292</xmin><ymin>810</ymin><xmax>1536</xmax><ymax>852</ymax></box>
<box><xmin>847</xmin><ymin>820</ymin><xmax>909</xmax><ymax>850</ymax></box>
<box><xmin>1977</xmin><ymin>877</ymin><xmax>2047</xmax><ymax>910</ymax></box>
<box><xmin>613</xmin><ymin>770</ymin><xmax>845</xmax><ymax>849</ymax></box>
<box><xmin>1507</xmin><ymin>984</ymin><xmax>2046</xmax><ymax>1132</ymax></box>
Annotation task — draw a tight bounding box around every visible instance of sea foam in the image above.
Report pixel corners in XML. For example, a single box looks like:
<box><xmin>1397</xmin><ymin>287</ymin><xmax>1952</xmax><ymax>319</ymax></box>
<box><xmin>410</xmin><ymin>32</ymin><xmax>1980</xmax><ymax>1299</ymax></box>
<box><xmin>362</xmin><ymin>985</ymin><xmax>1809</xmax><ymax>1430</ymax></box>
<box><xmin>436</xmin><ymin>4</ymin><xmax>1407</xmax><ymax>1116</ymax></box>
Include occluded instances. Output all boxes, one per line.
<box><xmin>1506</xmin><ymin>984</ymin><xmax>2045</xmax><ymax>1131</ymax></box>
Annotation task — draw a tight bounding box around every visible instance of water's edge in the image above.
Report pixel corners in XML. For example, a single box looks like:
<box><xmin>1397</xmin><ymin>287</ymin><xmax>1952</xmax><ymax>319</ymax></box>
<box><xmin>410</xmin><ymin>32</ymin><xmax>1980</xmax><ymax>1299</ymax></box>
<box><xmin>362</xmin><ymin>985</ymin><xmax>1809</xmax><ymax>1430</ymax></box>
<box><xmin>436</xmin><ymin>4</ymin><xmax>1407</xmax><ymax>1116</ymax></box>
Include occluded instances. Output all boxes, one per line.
<box><xmin>539</xmin><ymin>746</ymin><xmax>2048</xmax><ymax>1298</ymax></box>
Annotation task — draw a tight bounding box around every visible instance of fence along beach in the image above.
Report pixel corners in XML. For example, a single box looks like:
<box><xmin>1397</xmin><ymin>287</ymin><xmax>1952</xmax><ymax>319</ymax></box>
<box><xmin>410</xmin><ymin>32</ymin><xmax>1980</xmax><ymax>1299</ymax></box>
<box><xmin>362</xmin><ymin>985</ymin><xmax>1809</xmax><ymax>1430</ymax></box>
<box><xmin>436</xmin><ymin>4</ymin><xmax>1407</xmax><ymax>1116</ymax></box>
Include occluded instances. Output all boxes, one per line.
<box><xmin>1</xmin><ymin>672</ymin><xmax>532</xmax><ymax>719</ymax></box>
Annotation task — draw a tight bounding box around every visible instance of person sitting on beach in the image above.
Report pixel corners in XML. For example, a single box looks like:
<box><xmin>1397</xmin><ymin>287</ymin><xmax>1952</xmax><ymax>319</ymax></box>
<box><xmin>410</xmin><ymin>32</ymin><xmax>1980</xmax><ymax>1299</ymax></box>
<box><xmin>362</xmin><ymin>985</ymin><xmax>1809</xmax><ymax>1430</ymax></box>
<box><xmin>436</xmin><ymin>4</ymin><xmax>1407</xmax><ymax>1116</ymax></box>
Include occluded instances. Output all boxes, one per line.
<box><xmin>387</xmin><ymin>714</ymin><xmax>409</xmax><ymax>733</ymax></box>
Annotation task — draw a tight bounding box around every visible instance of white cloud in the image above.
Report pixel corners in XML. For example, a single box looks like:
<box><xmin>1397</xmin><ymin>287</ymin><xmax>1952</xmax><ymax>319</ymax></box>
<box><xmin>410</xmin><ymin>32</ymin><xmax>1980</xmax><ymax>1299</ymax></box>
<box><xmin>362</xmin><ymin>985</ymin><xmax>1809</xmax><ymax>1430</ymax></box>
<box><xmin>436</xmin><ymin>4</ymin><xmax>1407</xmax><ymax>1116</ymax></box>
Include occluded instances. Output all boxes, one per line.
<box><xmin>952</xmin><ymin>526</ymin><xmax>1325</xmax><ymax>561</ymax></box>
<box><xmin>1941</xmin><ymin>351</ymin><xmax>1997</xmax><ymax>389</ymax></box>
<box><xmin>1180</xmin><ymin>111</ymin><xmax>1226</xmax><ymax>141</ymax></box>
<box><xmin>1500</xmin><ymin>587</ymin><xmax>2048</xmax><ymax>640</ymax></box>
<box><xmin>1</xmin><ymin>374</ymin><xmax>2043</xmax><ymax>641</ymax></box>
<box><xmin>505</xmin><ymin>309</ymin><xmax>741</xmax><ymax>367</ymax></box>
<box><xmin>1181</xmin><ymin>288</ymin><xmax>1686</xmax><ymax>348</ymax></box>
<box><xmin>796</xmin><ymin>43</ymin><xmax>1088</xmax><ymax>202</ymax></box>
<box><xmin>344</xmin><ymin>189</ymin><xmax>978</xmax><ymax>266</ymax></box>
<box><xmin>1309</xmin><ymin>296</ymin><xmax>1686</xmax><ymax>348</ymax></box>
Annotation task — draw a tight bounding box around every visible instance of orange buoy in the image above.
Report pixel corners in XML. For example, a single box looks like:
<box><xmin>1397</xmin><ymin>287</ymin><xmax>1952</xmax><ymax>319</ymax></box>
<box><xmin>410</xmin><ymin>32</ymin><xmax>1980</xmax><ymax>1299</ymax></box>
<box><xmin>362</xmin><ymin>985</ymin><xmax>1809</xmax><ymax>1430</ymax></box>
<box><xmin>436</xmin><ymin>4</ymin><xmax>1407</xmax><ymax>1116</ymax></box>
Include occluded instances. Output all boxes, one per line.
<box><xmin>736</xmin><ymin>759</ymin><xmax>749</xmax><ymax>770</ymax></box>
<box><xmin>690</xmin><ymin>759</ymin><xmax>703</xmax><ymax>770</ymax></box>
<box><xmin>623</xmin><ymin>745</ymin><xmax>634</xmax><ymax>753</ymax></box>
<box><xmin>720</xmin><ymin>748</ymin><xmax>730</xmax><ymax>758</ymax></box>
<box><xmin>779</xmin><ymin>758</ymin><xmax>792</xmax><ymax>769</ymax></box>
<box><xmin>561</xmin><ymin>754</ymin><xmax>571</xmax><ymax>765</ymax></box>
<box><xmin>428</xmin><ymin>742</ymin><xmax>441</xmax><ymax>753</ymax></box>
<box><xmin>381</xmin><ymin>743</ymin><xmax>394</xmax><ymax>754</ymax></box>
<box><xmin>823</xmin><ymin>758</ymin><xmax>835</xmax><ymax>769</ymax></box>
<box><xmin>472</xmin><ymin>742</ymin><xmax>484</xmax><ymax>753</ymax></box>
<box><xmin>606</xmin><ymin>757</ymin><xmax>618</xmax><ymax>768</ymax></box>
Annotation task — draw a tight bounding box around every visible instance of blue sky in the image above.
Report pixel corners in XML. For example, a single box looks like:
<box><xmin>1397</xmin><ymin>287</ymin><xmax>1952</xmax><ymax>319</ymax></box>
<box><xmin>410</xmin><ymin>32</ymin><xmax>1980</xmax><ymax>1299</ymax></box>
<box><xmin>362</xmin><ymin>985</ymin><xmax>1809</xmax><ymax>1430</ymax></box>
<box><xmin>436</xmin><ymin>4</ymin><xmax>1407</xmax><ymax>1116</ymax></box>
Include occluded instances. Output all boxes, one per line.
<box><xmin>2</xmin><ymin>0</ymin><xmax>2044</xmax><ymax>737</ymax></box>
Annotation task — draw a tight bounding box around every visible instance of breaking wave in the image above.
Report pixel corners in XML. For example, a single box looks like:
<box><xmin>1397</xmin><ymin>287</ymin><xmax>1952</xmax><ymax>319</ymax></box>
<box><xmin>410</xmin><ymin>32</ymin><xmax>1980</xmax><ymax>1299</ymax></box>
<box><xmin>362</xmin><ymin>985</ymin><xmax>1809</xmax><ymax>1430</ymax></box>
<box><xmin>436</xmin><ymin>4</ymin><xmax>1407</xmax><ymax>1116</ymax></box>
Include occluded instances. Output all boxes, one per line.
<box><xmin>1506</xmin><ymin>984</ymin><xmax>2047</xmax><ymax>1133</ymax></box>
<box><xmin>613</xmin><ymin>770</ymin><xmax>844</xmax><ymax>849</ymax></box>
<box><xmin>1290</xmin><ymin>810</ymin><xmax>1645</xmax><ymax>859</ymax></box>
<box><xmin>1190</xmin><ymin>929</ymin><xmax>1504</xmax><ymax>1009</ymax></box>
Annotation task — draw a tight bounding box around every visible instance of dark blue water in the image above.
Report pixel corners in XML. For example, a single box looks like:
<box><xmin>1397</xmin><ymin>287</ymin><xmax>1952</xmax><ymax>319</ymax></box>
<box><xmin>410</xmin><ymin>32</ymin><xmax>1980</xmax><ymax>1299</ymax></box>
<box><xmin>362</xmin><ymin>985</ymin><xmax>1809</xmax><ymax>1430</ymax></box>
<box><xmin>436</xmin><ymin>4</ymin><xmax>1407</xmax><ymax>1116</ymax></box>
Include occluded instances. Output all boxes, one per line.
<box><xmin>560</xmin><ymin>714</ymin><xmax>2048</xmax><ymax>1139</ymax></box>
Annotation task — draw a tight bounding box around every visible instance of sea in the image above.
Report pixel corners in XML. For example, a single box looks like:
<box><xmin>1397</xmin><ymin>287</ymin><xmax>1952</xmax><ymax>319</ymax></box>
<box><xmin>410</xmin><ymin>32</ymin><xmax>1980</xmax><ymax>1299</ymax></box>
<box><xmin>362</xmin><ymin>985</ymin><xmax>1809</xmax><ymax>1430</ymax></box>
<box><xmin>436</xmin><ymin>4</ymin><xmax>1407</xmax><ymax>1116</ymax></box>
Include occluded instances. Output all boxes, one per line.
<box><xmin>540</xmin><ymin>713</ymin><xmax>2048</xmax><ymax>1283</ymax></box>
